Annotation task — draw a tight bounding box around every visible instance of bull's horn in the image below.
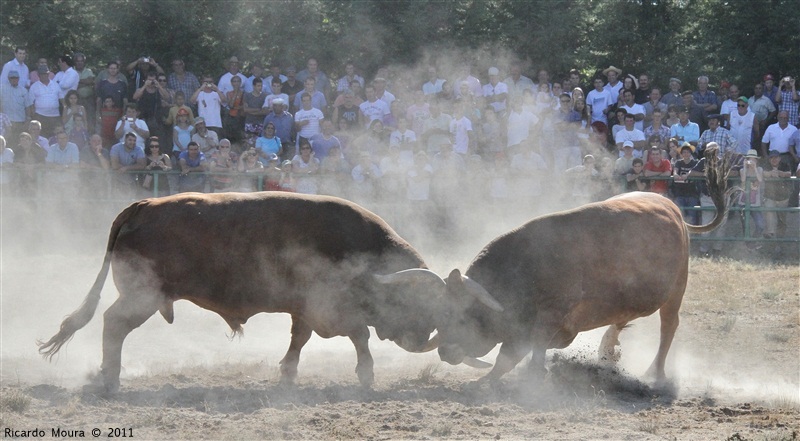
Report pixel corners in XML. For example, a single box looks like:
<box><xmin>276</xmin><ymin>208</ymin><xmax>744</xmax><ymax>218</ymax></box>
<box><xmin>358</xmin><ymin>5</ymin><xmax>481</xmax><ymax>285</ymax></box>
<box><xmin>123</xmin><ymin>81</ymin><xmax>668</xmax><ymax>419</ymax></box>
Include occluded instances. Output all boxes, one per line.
<box><xmin>374</xmin><ymin>269</ymin><xmax>446</xmax><ymax>288</ymax></box>
<box><xmin>419</xmin><ymin>333</ymin><xmax>440</xmax><ymax>352</ymax></box>
<box><xmin>461</xmin><ymin>276</ymin><xmax>504</xmax><ymax>312</ymax></box>
<box><xmin>462</xmin><ymin>357</ymin><xmax>493</xmax><ymax>369</ymax></box>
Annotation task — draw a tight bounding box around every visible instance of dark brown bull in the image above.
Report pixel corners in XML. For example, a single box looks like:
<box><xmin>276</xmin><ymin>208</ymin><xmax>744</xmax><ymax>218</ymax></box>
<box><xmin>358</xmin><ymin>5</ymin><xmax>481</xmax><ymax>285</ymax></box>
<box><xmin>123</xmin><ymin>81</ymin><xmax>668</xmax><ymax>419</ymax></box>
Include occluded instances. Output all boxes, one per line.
<box><xmin>39</xmin><ymin>192</ymin><xmax>443</xmax><ymax>392</ymax></box>
<box><xmin>434</xmin><ymin>147</ymin><xmax>735</xmax><ymax>384</ymax></box>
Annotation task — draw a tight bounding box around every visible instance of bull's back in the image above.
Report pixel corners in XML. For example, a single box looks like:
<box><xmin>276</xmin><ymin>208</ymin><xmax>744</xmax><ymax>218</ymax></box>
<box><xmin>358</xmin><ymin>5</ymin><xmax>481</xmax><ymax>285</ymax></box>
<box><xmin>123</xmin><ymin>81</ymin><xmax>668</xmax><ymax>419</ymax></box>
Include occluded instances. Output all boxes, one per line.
<box><xmin>468</xmin><ymin>193</ymin><xmax>689</xmax><ymax>329</ymax></box>
<box><xmin>109</xmin><ymin>193</ymin><xmax>424</xmax><ymax>308</ymax></box>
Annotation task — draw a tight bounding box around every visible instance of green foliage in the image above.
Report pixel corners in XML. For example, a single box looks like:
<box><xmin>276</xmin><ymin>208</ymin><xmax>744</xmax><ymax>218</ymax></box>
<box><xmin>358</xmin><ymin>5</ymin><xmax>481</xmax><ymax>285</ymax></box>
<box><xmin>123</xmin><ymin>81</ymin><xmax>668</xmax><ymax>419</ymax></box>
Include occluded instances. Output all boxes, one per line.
<box><xmin>1</xmin><ymin>0</ymin><xmax>797</xmax><ymax>92</ymax></box>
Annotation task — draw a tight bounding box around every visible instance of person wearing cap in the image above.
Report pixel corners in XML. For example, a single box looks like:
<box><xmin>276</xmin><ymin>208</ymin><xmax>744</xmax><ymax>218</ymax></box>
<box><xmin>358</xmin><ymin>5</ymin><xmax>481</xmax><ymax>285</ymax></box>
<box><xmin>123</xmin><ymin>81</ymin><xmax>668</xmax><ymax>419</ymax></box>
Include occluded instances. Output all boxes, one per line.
<box><xmin>679</xmin><ymin>90</ymin><xmax>707</xmax><ymax>130</ymax></box>
<box><xmin>167</xmin><ymin>58</ymin><xmax>201</xmax><ymax>103</ymax></box>
<box><xmin>749</xmin><ymin>83</ymin><xmax>777</xmax><ymax>135</ymax></box>
<box><xmin>738</xmin><ymin>149</ymin><xmax>765</xmax><ymax>246</ymax></box>
<box><xmin>602</xmin><ymin>65</ymin><xmax>623</xmax><ymax>99</ymax></box>
<box><xmin>0</xmin><ymin>69</ymin><xmax>28</xmax><ymax>144</ymax></box>
<box><xmin>729</xmin><ymin>96</ymin><xmax>757</xmax><ymax>154</ymax></box>
<box><xmin>693</xmin><ymin>75</ymin><xmax>718</xmax><ymax>114</ymax></box>
<box><xmin>191</xmin><ymin>74</ymin><xmax>226</xmax><ymax>135</ymax></box>
<box><xmin>670</xmin><ymin>104</ymin><xmax>700</xmax><ymax>147</ymax></box>
<box><xmin>671</xmin><ymin>142</ymin><xmax>700</xmax><ymax>225</ymax></box>
<box><xmin>614</xmin><ymin>140</ymin><xmax>636</xmax><ymax>175</ymax></box>
<box><xmin>774</xmin><ymin>75</ymin><xmax>799</xmax><ymax>126</ymax></box>
<box><xmin>2</xmin><ymin>47</ymin><xmax>29</xmax><ymax>90</ymax></box>
<box><xmin>761</xmin><ymin>110</ymin><xmax>798</xmax><ymax>165</ymax></box>
<box><xmin>762</xmin><ymin>149</ymin><xmax>793</xmax><ymax>245</ymax></box>
<box><xmin>217</xmin><ymin>56</ymin><xmax>247</xmax><ymax>96</ymax></box>
<box><xmin>191</xmin><ymin>116</ymin><xmax>219</xmax><ymax>154</ymax></box>
<box><xmin>482</xmin><ymin>67</ymin><xmax>508</xmax><ymax>114</ymax></box>
<box><xmin>27</xmin><ymin>64</ymin><xmax>63</xmax><ymax>137</ymax></box>
<box><xmin>698</xmin><ymin>113</ymin><xmax>737</xmax><ymax>155</ymax></box>
<box><xmin>262</xmin><ymin>98</ymin><xmax>293</xmax><ymax>160</ymax></box>
<box><xmin>762</xmin><ymin>74</ymin><xmax>779</xmax><ymax>107</ymax></box>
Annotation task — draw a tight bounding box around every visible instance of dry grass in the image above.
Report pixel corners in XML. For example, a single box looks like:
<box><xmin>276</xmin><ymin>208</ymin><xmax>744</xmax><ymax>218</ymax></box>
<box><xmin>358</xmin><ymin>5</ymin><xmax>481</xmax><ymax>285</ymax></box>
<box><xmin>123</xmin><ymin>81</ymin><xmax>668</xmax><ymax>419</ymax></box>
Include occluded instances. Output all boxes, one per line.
<box><xmin>0</xmin><ymin>389</ymin><xmax>31</xmax><ymax>413</ymax></box>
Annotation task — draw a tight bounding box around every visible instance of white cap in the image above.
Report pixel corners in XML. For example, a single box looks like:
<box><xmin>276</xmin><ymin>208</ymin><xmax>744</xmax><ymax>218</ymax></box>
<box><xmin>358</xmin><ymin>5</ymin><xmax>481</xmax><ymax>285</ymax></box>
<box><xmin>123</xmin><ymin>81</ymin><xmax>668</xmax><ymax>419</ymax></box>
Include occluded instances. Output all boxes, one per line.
<box><xmin>488</xmin><ymin>67</ymin><xmax>499</xmax><ymax>76</ymax></box>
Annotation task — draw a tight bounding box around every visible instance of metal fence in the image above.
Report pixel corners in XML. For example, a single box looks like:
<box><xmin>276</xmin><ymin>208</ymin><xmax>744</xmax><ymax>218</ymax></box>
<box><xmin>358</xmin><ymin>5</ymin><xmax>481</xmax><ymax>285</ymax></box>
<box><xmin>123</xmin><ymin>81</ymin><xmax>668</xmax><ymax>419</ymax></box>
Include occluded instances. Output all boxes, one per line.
<box><xmin>1</xmin><ymin>167</ymin><xmax>798</xmax><ymax>244</ymax></box>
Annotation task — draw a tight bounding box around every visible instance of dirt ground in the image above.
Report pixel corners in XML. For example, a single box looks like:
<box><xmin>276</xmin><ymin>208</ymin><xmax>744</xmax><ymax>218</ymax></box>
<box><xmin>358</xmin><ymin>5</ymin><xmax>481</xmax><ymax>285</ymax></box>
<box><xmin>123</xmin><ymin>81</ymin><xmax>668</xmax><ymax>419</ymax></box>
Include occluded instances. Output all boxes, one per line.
<box><xmin>1</xmin><ymin>200</ymin><xmax>799</xmax><ymax>441</ymax></box>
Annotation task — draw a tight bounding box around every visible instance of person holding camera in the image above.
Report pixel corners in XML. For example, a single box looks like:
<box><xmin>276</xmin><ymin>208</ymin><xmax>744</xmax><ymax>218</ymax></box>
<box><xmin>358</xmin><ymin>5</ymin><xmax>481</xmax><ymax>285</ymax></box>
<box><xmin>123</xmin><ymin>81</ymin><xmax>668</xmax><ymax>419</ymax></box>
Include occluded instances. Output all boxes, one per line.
<box><xmin>774</xmin><ymin>76</ymin><xmax>799</xmax><ymax>126</ymax></box>
<box><xmin>133</xmin><ymin>72</ymin><xmax>169</xmax><ymax>141</ymax></box>
<box><xmin>113</xmin><ymin>102</ymin><xmax>150</xmax><ymax>148</ymax></box>
<box><xmin>125</xmin><ymin>56</ymin><xmax>164</xmax><ymax>99</ymax></box>
<box><xmin>191</xmin><ymin>75</ymin><xmax>226</xmax><ymax>136</ymax></box>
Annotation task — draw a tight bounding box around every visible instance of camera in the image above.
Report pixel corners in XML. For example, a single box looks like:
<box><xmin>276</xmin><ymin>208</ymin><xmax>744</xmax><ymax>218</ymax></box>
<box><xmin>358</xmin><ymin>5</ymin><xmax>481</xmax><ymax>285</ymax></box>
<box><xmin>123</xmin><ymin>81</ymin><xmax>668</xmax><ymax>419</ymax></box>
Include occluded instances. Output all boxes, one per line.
<box><xmin>127</xmin><ymin>117</ymin><xmax>134</xmax><ymax>122</ymax></box>
<box><xmin>143</xmin><ymin>57</ymin><xmax>150</xmax><ymax>63</ymax></box>
<box><xmin>783</xmin><ymin>77</ymin><xmax>792</xmax><ymax>82</ymax></box>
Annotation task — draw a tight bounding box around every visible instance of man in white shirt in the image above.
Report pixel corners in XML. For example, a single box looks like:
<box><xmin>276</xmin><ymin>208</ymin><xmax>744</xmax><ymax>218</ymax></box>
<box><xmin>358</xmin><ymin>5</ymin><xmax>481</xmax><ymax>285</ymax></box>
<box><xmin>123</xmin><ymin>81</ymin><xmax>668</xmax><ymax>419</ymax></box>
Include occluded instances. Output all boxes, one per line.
<box><xmin>192</xmin><ymin>75</ymin><xmax>226</xmax><ymax>133</ymax></box>
<box><xmin>53</xmin><ymin>54</ymin><xmax>79</xmax><ymax>102</ymax></box>
<box><xmin>26</xmin><ymin>65</ymin><xmax>61</xmax><ymax>136</ymax></box>
<box><xmin>217</xmin><ymin>56</ymin><xmax>247</xmax><ymax>95</ymax></box>
<box><xmin>602</xmin><ymin>66</ymin><xmax>623</xmax><ymax>99</ymax></box>
<box><xmin>422</xmin><ymin>66</ymin><xmax>445</xmax><ymax>96</ymax></box>
<box><xmin>614</xmin><ymin>114</ymin><xmax>646</xmax><ymax>153</ymax></box>
<box><xmin>483</xmin><ymin>67</ymin><xmax>508</xmax><ymax>114</ymax></box>
<box><xmin>619</xmin><ymin>89</ymin><xmax>646</xmax><ymax>131</ymax></box>
<box><xmin>294</xmin><ymin>92</ymin><xmax>324</xmax><ymax>154</ymax></box>
<box><xmin>359</xmin><ymin>84</ymin><xmax>389</xmax><ymax>128</ymax></box>
<box><xmin>1</xmin><ymin>47</ymin><xmax>29</xmax><ymax>89</ymax></box>
<box><xmin>729</xmin><ymin>97</ymin><xmax>757</xmax><ymax>154</ymax></box>
<box><xmin>586</xmin><ymin>77</ymin><xmax>613</xmax><ymax>126</ymax></box>
<box><xmin>761</xmin><ymin>110</ymin><xmax>798</xmax><ymax>165</ymax></box>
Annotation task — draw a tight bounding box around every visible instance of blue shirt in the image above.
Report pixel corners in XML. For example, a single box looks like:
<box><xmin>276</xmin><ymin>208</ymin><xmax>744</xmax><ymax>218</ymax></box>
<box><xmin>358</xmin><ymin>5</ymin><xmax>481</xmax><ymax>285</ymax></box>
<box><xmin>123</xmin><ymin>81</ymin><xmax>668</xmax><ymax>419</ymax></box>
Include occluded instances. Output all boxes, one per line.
<box><xmin>670</xmin><ymin>122</ymin><xmax>700</xmax><ymax>144</ymax></box>
<box><xmin>263</xmin><ymin>111</ymin><xmax>293</xmax><ymax>144</ymax></box>
<box><xmin>46</xmin><ymin>143</ymin><xmax>80</xmax><ymax>165</ymax></box>
<box><xmin>109</xmin><ymin>142</ymin><xmax>145</xmax><ymax>166</ymax></box>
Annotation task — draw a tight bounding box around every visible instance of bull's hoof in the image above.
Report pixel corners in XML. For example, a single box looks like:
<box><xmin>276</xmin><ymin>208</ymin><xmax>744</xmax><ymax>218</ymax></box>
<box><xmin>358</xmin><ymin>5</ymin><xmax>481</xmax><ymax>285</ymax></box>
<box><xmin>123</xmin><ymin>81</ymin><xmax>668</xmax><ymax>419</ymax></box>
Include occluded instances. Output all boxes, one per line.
<box><xmin>356</xmin><ymin>367</ymin><xmax>374</xmax><ymax>388</ymax></box>
<box><xmin>279</xmin><ymin>361</ymin><xmax>299</xmax><ymax>384</ymax></box>
<box><xmin>599</xmin><ymin>347</ymin><xmax>621</xmax><ymax>365</ymax></box>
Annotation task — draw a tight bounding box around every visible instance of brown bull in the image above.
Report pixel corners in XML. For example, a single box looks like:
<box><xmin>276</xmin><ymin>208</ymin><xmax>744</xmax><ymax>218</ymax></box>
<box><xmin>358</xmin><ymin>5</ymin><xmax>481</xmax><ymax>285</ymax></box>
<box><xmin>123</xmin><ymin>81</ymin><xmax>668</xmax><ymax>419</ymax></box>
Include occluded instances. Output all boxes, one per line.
<box><xmin>39</xmin><ymin>192</ymin><xmax>443</xmax><ymax>392</ymax></box>
<box><xmin>435</xmin><ymin>147</ymin><xmax>736</xmax><ymax>384</ymax></box>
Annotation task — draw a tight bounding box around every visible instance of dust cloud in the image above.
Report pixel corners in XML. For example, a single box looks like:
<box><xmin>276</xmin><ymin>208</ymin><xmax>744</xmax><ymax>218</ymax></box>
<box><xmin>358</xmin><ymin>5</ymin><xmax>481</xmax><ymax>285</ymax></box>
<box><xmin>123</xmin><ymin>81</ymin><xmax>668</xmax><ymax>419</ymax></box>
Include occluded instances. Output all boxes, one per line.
<box><xmin>1</xmin><ymin>43</ymin><xmax>796</xmax><ymax>407</ymax></box>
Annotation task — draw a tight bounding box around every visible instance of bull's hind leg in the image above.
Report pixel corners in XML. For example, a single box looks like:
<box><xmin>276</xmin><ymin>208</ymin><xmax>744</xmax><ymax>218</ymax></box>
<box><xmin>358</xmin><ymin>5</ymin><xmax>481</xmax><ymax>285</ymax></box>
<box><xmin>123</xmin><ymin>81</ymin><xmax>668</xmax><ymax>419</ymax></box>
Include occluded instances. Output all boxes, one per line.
<box><xmin>349</xmin><ymin>326</ymin><xmax>374</xmax><ymax>387</ymax></box>
<box><xmin>599</xmin><ymin>322</ymin><xmax>628</xmax><ymax>365</ymax></box>
<box><xmin>279</xmin><ymin>315</ymin><xmax>312</xmax><ymax>384</ymax></box>
<box><xmin>100</xmin><ymin>295</ymin><xmax>159</xmax><ymax>393</ymax></box>
<box><xmin>646</xmin><ymin>291</ymin><xmax>684</xmax><ymax>383</ymax></box>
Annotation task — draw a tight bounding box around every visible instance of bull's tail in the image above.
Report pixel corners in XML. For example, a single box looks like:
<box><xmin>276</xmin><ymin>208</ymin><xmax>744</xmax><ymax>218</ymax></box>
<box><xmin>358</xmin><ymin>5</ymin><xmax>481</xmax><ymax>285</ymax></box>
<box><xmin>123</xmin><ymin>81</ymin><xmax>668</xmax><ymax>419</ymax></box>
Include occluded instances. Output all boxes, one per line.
<box><xmin>37</xmin><ymin>202</ymin><xmax>142</xmax><ymax>359</ymax></box>
<box><xmin>686</xmin><ymin>145</ymin><xmax>741</xmax><ymax>235</ymax></box>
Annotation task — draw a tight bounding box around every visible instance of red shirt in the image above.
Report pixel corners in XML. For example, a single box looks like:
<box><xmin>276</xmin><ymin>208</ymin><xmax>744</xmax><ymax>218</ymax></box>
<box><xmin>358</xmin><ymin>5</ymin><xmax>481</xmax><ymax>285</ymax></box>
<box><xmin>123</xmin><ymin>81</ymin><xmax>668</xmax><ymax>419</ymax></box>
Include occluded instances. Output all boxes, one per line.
<box><xmin>644</xmin><ymin>158</ymin><xmax>672</xmax><ymax>194</ymax></box>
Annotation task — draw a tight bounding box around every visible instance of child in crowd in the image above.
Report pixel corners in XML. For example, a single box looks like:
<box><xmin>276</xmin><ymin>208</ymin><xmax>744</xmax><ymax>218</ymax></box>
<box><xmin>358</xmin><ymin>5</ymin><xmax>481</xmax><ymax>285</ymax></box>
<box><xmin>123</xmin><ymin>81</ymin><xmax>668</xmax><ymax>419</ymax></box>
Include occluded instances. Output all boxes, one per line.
<box><xmin>68</xmin><ymin>114</ymin><xmax>90</xmax><ymax>149</ymax></box>
<box><xmin>99</xmin><ymin>97</ymin><xmax>121</xmax><ymax>147</ymax></box>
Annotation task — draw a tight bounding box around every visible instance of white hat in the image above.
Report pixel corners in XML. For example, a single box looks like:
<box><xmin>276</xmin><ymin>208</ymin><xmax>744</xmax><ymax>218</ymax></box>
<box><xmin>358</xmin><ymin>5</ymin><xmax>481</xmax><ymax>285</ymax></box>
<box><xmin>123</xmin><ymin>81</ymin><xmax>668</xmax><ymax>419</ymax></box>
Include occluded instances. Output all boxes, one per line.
<box><xmin>488</xmin><ymin>67</ymin><xmax>499</xmax><ymax>76</ymax></box>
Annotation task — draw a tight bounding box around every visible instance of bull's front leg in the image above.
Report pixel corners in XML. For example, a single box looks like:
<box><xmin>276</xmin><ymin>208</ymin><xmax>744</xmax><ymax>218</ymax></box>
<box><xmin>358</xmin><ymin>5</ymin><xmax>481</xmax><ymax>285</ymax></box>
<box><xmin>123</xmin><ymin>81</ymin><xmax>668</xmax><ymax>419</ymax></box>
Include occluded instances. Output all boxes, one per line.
<box><xmin>349</xmin><ymin>326</ymin><xmax>374</xmax><ymax>387</ymax></box>
<box><xmin>481</xmin><ymin>339</ymin><xmax>531</xmax><ymax>383</ymax></box>
<box><xmin>279</xmin><ymin>315</ymin><xmax>312</xmax><ymax>384</ymax></box>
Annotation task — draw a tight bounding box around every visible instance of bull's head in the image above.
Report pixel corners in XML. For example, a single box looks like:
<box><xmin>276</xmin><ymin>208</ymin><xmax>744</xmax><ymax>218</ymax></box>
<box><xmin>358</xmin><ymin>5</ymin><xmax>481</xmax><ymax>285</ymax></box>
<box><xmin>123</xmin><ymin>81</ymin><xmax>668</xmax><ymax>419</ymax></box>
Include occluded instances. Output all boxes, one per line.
<box><xmin>375</xmin><ymin>268</ymin><xmax>503</xmax><ymax>368</ymax></box>
<box><xmin>436</xmin><ymin>269</ymin><xmax>504</xmax><ymax>367</ymax></box>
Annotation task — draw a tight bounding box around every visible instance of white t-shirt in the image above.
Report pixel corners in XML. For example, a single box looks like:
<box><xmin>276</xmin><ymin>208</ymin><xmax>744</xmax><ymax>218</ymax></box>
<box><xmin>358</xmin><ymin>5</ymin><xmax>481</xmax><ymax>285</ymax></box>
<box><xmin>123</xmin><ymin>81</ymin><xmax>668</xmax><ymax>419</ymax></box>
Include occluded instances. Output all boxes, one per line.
<box><xmin>729</xmin><ymin>110</ymin><xmax>755</xmax><ymax>155</ymax></box>
<box><xmin>449</xmin><ymin>116</ymin><xmax>473</xmax><ymax>154</ymax></box>
<box><xmin>586</xmin><ymin>89</ymin><xmax>614</xmax><ymax>124</ymax></box>
<box><xmin>482</xmin><ymin>81</ymin><xmax>509</xmax><ymax>113</ymax></box>
<box><xmin>196</xmin><ymin>90</ymin><xmax>223</xmax><ymax>128</ymax></box>
<box><xmin>619</xmin><ymin>103</ymin><xmax>646</xmax><ymax>131</ymax></box>
<box><xmin>294</xmin><ymin>108</ymin><xmax>324</xmax><ymax>140</ymax></box>
<box><xmin>507</xmin><ymin>109</ymin><xmax>539</xmax><ymax>147</ymax></box>
<box><xmin>114</xmin><ymin>118</ymin><xmax>150</xmax><ymax>147</ymax></box>
<box><xmin>359</xmin><ymin>99</ymin><xmax>389</xmax><ymax>127</ymax></box>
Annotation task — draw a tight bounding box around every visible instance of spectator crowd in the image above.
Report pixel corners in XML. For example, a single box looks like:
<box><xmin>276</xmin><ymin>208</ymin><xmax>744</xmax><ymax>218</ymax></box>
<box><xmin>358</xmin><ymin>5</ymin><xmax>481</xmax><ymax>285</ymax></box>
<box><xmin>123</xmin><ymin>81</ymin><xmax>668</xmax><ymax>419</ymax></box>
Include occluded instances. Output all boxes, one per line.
<box><xmin>0</xmin><ymin>48</ymin><xmax>798</xmax><ymax>255</ymax></box>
